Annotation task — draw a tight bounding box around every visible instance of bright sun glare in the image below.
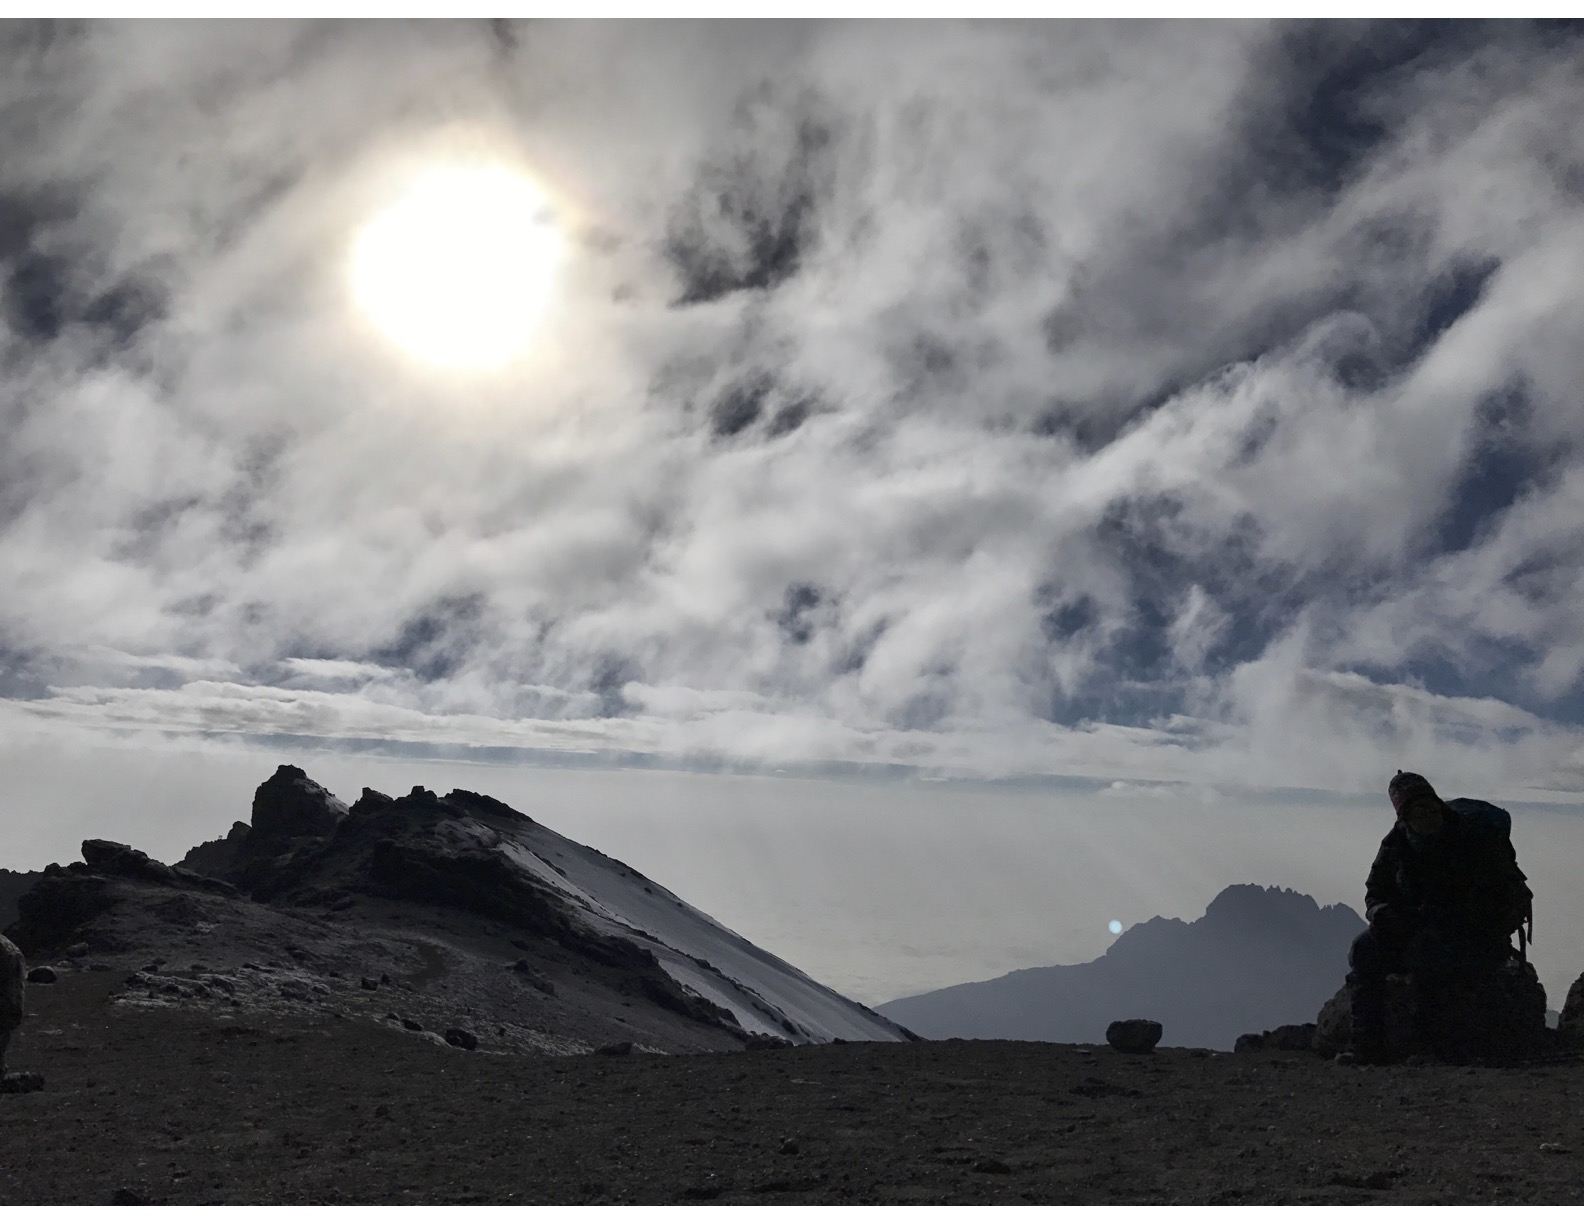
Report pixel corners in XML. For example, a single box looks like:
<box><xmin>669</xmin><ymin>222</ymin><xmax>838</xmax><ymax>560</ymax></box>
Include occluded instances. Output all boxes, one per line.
<box><xmin>350</xmin><ymin>162</ymin><xmax>563</xmax><ymax>372</ymax></box>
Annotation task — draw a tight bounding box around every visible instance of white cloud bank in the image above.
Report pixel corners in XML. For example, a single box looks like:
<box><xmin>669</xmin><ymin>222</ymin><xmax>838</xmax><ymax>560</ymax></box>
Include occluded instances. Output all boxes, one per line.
<box><xmin>1</xmin><ymin>20</ymin><xmax>1583</xmax><ymax>801</ymax></box>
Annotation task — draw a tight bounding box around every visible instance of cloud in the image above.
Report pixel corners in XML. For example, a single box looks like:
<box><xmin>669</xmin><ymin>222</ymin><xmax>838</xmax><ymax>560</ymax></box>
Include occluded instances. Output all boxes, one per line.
<box><xmin>1</xmin><ymin>20</ymin><xmax>1582</xmax><ymax>797</ymax></box>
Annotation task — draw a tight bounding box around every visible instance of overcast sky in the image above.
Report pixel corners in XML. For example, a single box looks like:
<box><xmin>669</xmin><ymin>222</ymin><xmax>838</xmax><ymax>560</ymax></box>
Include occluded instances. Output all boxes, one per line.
<box><xmin>3</xmin><ymin>20</ymin><xmax>1583</xmax><ymax>1005</ymax></box>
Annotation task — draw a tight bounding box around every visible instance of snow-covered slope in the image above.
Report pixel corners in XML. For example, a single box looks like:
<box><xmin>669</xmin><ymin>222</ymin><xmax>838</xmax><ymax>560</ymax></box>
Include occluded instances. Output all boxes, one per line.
<box><xmin>434</xmin><ymin>805</ymin><xmax>908</xmax><ymax>1044</ymax></box>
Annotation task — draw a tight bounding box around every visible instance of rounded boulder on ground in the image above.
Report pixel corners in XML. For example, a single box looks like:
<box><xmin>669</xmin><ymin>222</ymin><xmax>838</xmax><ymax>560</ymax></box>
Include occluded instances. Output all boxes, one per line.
<box><xmin>1106</xmin><ymin>1019</ymin><xmax>1163</xmax><ymax>1053</ymax></box>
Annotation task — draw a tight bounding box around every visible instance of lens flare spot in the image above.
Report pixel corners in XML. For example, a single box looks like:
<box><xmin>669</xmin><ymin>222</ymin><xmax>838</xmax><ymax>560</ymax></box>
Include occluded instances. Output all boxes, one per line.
<box><xmin>1108</xmin><ymin>919</ymin><xmax>1123</xmax><ymax>934</ymax></box>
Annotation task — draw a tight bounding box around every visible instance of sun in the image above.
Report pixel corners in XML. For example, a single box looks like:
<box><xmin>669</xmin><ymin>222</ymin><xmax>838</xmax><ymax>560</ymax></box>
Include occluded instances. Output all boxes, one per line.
<box><xmin>350</xmin><ymin>161</ymin><xmax>564</xmax><ymax>372</ymax></box>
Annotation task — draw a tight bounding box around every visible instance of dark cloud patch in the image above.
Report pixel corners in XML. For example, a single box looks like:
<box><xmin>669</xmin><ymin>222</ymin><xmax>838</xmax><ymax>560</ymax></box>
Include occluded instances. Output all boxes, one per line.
<box><xmin>370</xmin><ymin>594</ymin><xmax>487</xmax><ymax>683</ymax></box>
<box><xmin>836</xmin><ymin>618</ymin><xmax>887</xmax><ymax>676</ymax></box>
<box><xmin>0</xmin><ymin>190</ymin><xmax>164</xmax><ymax>349</ymax></box>
<box><xmin>709</xmin><ymin>372</ymin><xmax>770</xmax><ymax>438</ymax></box>
<box><xmin>766</xmin><ymin>393</ymin><xmax>819</xmax><ymax>438</ymax></box>
<box><xmin>703</xmin><ymin>370</ymin><xmax>826</xmax><ymax>442</ymax></box>
<box><xmin>1435</xmin><ymin>380</ymin><xmax>1544</xmax><ymax>555</ymax></box>
<box><xmin>664</xmin><ymin>90</ymin><xmax>834</xmax><ymax>306</ymax></box>
<box><xmin>588</xmin><ymin>654</ymin><xmax>640</xmax><ymax>718</ymax></box>
<box><xmin>773</xmin><ymin>582</ymin><xmax>823</xmax><ymax>646</ymax></box>
<box><xmin>0</xmin><ymin>643</ymin><xmax>49</xmax><ymax>700</ymax></box>
<box><xmin>1038</xmin><ymin>590</ymin><xmax>1098</xmax><ymax>643</ymax></box>
<box><xmin>1263</xmin><ymin>21</ymin><xmax>1467</xmax><ymax>197</ymax></box>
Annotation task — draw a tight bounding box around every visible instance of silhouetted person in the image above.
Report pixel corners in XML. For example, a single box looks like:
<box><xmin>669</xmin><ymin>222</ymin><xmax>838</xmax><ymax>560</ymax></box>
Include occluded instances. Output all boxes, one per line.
<box><xmin>1346</xmin><ymin>771</ymin><xmax>1531</xmax><ymax>1064</ymax></box>
<box><xmin>0</xmin><ymin>934</ymin><xmax>22</xmax><ymax>1075</ymax></box>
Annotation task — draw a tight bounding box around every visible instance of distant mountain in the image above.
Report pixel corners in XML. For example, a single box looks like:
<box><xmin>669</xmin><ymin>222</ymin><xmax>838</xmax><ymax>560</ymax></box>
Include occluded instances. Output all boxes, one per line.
<box><xmin>6</xmin><ymin>765</ymin><xmax>912</xmax><ymax>1053</ymax></box>
<box><xmin>879</xmin><ymin>884</ymin><xmax>1364</xmax><ymax>1051</ymax></box>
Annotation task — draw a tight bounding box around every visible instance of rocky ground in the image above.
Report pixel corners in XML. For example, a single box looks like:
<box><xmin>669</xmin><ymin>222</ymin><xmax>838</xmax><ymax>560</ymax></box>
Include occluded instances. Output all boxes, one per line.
<box><xmin>5</xmin><ymin>967</ymin><xmax>1584</xmax><ymax>1205</ymax></box>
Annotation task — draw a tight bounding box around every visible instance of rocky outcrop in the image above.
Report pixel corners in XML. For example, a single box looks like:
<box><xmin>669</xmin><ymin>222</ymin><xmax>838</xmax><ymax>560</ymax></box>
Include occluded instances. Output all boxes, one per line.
<box><xmin>4</xmin><ymin>842</ymin><xmax>237</xmax><ymax>957</ymax></box>
<box><xmin>232</xmin><ymin>766</ymin><xmax>348</xmax><ymax>894</ymax></box>
<box><xmin>1314</xmin><ymin>960</ymin><xmax>1548</xmax><ymax>1063</ymax></box>
<box><xmin>0</xmin><ymin>868</ymin><xmax>41</xmax><ymax>931</ymax></box>
<box><xmin>178</xmin><ymin>822</ymin><xmax>250</xmax><ymax>879</ymax></box>
<box><xmin>1234</xmin><ymin>1023</ymin><xmax>1317</xmax><ymax>1053</ymax></box>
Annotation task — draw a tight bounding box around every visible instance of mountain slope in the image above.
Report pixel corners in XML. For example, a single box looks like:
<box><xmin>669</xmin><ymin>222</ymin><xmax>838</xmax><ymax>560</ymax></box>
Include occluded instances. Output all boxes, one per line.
<box><xmin>6</xmin><ymin>765</ymin><xmax>911</xmax><ymax>1053</ymax></box>
<box><xmin>878</xmin><ymin>884</ymin><xmax>1364</xmax><ymax>1050</ymax></box>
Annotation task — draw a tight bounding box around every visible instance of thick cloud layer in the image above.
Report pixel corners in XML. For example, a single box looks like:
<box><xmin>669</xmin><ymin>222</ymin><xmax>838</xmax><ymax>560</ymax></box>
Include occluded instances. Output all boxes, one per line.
<box><xmin>3</xmin><ymin>20</ymin><xmax>1583</xmax><ymax>797</ymax></box>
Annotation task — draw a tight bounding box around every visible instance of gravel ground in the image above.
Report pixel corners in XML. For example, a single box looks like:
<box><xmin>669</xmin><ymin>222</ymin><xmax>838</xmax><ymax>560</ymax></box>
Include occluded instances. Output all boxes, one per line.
<box><xmin>5</xmin><ymin>970</ymin><xmax>1584</xmax><ymax>1205</ymax></box>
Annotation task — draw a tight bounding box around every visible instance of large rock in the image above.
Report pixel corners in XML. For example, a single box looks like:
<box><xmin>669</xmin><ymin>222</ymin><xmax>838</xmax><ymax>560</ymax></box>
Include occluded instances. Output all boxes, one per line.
<box><xmin>1</xmin><ymin>933</ymin><xmax>24</xmax><ymax>1074</ymax></box>
<box><xmin>1314</xmin><ymin>960</ymin><xmax>1548</xmax><ymax>1063</ymax></box>
<box><xmin>1106</xmin><ymin>1018</ymin><xmax>1163</xmax><ymax>1053</ymax></box>
<box><xmin>235</xmin><ymin>765</ymin><xmax>348</xmax><ymax>892</ymax></box>
<box><xmin>81</xmin><ymin>840</ymin><xmax>181</xmax><ymax>887</ymax></box>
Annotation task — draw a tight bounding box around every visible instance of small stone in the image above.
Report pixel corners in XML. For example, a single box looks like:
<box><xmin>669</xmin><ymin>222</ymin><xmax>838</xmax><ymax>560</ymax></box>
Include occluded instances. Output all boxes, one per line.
<box><xmin>1</xmin><ymin>1072</ymin><xmax>45</xmax><ymax>1095</ymax></box>
<box><xmin>973</xmin><ymin>1158</ymin><xmax>1012</xmax><ymax>1175</ymax></box>
<box><xmin>110</xmin><ymin>1188</ymin><xmax>145</xmax><ymax>1205</ymax></box>
<box><xmin>779</xmin><ymin>1138</ymin><xmax>800</xmax><ymax>1155</ymax></box>
<box><xmin>401</xmin><ymin>1018</ymin><xmax>424</xmax><ymax>1032</ymax></box>
<box><xmin>26</xmin><ymin>966</ymin><xmax>58</xmax><ymax>984</ymax></box>
<box><xmin>360</xmin><ymin>977</ymin><xmax>379</xmax><ymax>991</ymax></box>
<box><xmin>1540</xmin><ymin>1142</ymin><xmax>1572</xmax><ymax>1155</ymax></box>
<box><xmin>595</xmin><ymin>1040</ymin><xmax>634</xmax><ymax>1056</ymax></box>
<box><xmin>1106</xmin><ymin>1018</ymin><xmax>1163</xmax><ymax>1054</ymax></box>
<box><xmin>444</xmin><ymin>1027</ymin><xmax>478</xmax><ymax>1050</ymax></box>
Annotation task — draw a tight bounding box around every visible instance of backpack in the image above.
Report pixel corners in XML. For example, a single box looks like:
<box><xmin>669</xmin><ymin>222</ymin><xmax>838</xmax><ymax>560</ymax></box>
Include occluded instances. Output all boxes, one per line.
<box><xmin>1446</xmin><ymin>797</ymin><xmax>1534</xmax><ymax>959</ymax></box>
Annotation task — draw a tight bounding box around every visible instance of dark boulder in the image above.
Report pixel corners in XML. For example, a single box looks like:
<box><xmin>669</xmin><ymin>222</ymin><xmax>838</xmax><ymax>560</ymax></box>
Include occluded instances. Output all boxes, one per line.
<box><xmin>81</xmin><ymin>841</ymin><xmax>180</xmax><ymax>887</ymax></box>
<box><xmin>444</xmin><ymin>1027</ymin><xmax>478</xmax><ymax>1050</ymax></box>
<box><xmin>1106</xmin><ymin>1018</ymin><xmax>1163</xmax><ymax>1053</ymax></box>
<box><xmin>595</xmin><ymin>1040</ymin><xmax>634</xmax><ymax>1056</ymax></box>
<box><xmin>26</xmin><ymin>966</ymin><xmax>57</xmax><ymax>984</ymax></box>
<box><xmin>1315</xmin><ymin>960</ymin><xmax>1548</xmax><ymax>1063</ymax></box>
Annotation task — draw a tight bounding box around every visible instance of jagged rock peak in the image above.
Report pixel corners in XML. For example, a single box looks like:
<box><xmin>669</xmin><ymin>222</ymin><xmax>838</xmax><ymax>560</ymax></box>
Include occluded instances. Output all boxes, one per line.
<box><xmin>250</xmin><ymin>765</ymin><xmax>347</xmax><ymax>855</ymax></box>
<box><xmin>348</xmin><ymin>788</ymin><xmax>393</xmax><ymax>818</ymax></box>
<box><xmin>1202</xmin><ymin>884</ymin><xmax>1321</xmax><ymax>924</ymax></box>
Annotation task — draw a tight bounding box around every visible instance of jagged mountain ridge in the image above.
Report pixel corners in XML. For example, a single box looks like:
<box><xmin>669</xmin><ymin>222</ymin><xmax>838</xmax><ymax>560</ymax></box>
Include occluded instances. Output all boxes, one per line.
<box><xmin>879</xmin><ymin>884</ymin><xmax>1365</xmax><ymax>1050</ymax></box>
<box><xmin>6</xmin><ymin>765</ymin><xmax>911</xmax><ymax>1053</ymax></box>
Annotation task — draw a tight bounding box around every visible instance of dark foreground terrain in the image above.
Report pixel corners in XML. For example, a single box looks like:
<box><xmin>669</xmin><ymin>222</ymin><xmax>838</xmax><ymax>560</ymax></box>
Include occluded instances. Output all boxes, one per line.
<box><xmin>5</xmin><ymin>971</ymin><xmax>1584</xmax><ymax>1205</ymax></box>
